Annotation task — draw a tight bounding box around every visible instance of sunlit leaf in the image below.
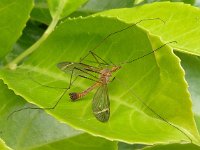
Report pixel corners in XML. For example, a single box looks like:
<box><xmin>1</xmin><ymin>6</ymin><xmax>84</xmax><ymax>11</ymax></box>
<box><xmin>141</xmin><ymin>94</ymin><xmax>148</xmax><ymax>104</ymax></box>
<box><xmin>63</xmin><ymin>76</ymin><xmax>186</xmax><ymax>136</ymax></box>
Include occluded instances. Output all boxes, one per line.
<box><xmin>0</xmin><ymin>81</ymin><xmax>116</xmax><ymax>150</ymax></box>
<box><xmin>176</xmin><ymin>52</ymin><xmax>200</xmax><ymax>133</ymax></box>
<box><xmin>0</xmin><ymin>139</ymin><xmax>12</xmax><ymax>150</ymax></box>
<box><xmin>97</xmin><ymin>2</ymin><xmax>200</xmax><ymax>56</ymax></box>
<box><xmin>0</xmin><ymin>16</ymin><xmax>199</xmax><ymax>144</ymax></box>
<box><xmin>143</xmin><ymin>143</ymin><xmax>200</xmax><ymax>150</ymax></box>
<box><xmin>0</xmin><ymin>0</ymin><xmax>33</xmax><ymax>59</ymax></box>
<box><xmin>47</xmin><ymin>0</ymin><xmax>88</xmax><ymax>19</ymax></box>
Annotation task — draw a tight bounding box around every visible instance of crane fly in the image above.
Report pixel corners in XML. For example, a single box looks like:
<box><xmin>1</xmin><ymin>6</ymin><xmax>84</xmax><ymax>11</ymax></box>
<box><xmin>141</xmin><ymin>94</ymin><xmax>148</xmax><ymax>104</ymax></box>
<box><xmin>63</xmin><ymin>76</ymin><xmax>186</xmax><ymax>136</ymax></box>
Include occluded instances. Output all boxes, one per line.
<box><xmin>56</xmin><ymin>46</ymin><xmax>192</xmax><ymax>142</ymax></box>
<box><xmin>6</xmin><ymin>17</ymin><xmax>192</xmax><ymax>142</ymax></box>
<box><xmin>56</xmin><ymin>39</ymin><xmax>175</xmax><ymax>122</ymax></box>
<box><xmin>5</xmin><ymin>18</ymin><xmax>191</xmax><ymax>140</ymax></box>
<box><xmin>57</xmin><ymin>61</ymin><xmax>121</xmax><ymax>122</ymax></box>
<box><xmin>8</xmin><ymin>18</ymin><xmax>166</xmax><ymax>120</ymax></box>
<box><xmin>7</xmin><ymin>16</ymin><xmax>172</xmax><ymax>123</ymax></box>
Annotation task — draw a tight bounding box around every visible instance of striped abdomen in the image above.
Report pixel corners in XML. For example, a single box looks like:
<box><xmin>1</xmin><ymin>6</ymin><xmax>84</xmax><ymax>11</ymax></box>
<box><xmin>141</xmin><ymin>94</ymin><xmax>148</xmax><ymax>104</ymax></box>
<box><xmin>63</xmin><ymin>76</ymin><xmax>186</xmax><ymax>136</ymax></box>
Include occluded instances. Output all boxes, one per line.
<box><xmin>69</xmin><ymin>82</ymin><xmax>100</xmax><ymax>101</ymax></box>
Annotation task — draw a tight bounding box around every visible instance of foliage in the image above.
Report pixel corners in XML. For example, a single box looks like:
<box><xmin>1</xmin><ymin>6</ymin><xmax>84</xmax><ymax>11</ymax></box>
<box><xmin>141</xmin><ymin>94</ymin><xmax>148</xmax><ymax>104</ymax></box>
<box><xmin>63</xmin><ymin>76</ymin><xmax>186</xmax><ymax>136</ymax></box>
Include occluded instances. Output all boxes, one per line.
<box><xmin>0</xmin><ymin>0</ymin><xmax>200</xmax><ymax>149</ymax></box>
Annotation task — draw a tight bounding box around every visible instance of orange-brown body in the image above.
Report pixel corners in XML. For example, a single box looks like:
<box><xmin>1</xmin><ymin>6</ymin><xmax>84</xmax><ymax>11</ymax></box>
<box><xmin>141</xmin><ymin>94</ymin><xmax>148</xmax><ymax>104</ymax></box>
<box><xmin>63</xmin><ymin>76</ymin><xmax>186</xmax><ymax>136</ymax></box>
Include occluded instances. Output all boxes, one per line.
<box><xmin>69</xmin><ymin>66</ymin><xmax>121</xmax><ymax>100</ymax></box>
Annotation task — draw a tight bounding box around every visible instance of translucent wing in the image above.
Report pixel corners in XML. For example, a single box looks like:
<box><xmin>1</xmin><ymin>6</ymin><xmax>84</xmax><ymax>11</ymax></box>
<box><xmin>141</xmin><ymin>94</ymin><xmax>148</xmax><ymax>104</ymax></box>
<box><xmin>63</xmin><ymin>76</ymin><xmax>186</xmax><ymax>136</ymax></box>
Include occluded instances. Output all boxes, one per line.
<box><xmin>92</xmin><ymin>84</ymin><xmax>110</xmax><ymax>122</ymax></box>
<box><xmin>57</xmin><ymin>62</ymin><xmax>101</xmax><ymax>76</ymax></box>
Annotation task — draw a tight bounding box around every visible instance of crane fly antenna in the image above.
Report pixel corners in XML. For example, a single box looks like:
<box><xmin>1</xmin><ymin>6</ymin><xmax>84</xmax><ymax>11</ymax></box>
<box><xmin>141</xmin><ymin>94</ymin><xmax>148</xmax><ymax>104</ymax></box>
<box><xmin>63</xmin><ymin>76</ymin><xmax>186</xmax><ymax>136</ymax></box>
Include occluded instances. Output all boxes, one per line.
<box><xmin>80</xmin><ymin>18</ymin><xmax>165</xmax><ymax>62</ymax></box>
<box><xmin>120</xmin><ymin>41</ymin><xmax>177</xmax><ymax>65</ymax></box>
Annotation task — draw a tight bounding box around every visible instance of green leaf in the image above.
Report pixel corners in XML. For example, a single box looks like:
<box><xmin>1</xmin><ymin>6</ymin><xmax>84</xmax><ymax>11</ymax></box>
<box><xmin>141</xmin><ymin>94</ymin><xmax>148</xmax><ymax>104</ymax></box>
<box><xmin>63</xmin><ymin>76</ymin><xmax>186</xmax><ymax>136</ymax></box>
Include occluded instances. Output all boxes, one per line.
<box><xmin>70</xmin><ymin>0</ymin><xmax>134</xmax><ymax>17</ymax></box>
<box><xmin>142</xmin><ymin>143</ymin><xmax>200</xmax><ymax>150</ymax></box>
<box><xmin>176</xmin><ymin>52</ymin><xmax>200</xmax><ymax>133</ymax></box>
<box><xmin>30</xmin><ymin>0</ymin><xmax>52</xmax><ymax>25</ymax></box>
<box><xmin>119</xmin><ymin>51</ymin><xmax>200</xmax><ymax>150</ymax></box>
<box><xmin>0</xmin><ymin>139</ymin><xmax>12</xmax><ymax>150</ymax></box>
<box><xmin>82</xmin><ymin>0</ymin><xmax>133</xmax><ymax>11</ymax></box>
<box><xmin>181</xmin><ymin>0</ymin><xmax>195</xmax><ymax>5</ymax></box>
<box><xmin>6</xmin><ymin>0</ymin><xmax>88</xmax><ymax>69</ymax></box>
<box><xmin>5</xmin><ymin>20</ymin><xmax>45</xmax><ymax>65</ymax></box>
<box><xmin>119</xmin><ymin>36</ymin><xmax>200</xmax><ymax>150</ymax></box>
<box><xmin>47</xmin><ymin>0</ymin><xmax>88</xmax><ymax>19</ymax></box>
<box><xmin>141</xmin><ymin>0</ymin><xmax>195</xmax><ymax>5</ymax></box>
<box><xmin>134</xmin><ymin>52</ymin><xmax>200</xmax><ymax>149</ymax></box>
<box><xmin>31</xmin><ymin>133</ymin><xmax>117</xmax><ymax>150</ymax></box>
<box><xmin>0</xmin><ymin>81</ymin><xmax>117</xmax><ymax>150</ymax></box>
<box><xmin>0</xmin><ymin>16</ymin><xmax>199</xmax><ymax>144</ymax></box>
<box><xmin>118</xmin><ymin>142</ymin><xmax>145</xmax><ymax>150</ymax></box>
<box><xmin>97</xmin><ymin>2</ymin><xmax>200</xmax><ymax>56</ymax></box>
<box><xmin>0</xmin><ymin>0</ymin><xmax>34</xmax><ymax>59</ymax></box>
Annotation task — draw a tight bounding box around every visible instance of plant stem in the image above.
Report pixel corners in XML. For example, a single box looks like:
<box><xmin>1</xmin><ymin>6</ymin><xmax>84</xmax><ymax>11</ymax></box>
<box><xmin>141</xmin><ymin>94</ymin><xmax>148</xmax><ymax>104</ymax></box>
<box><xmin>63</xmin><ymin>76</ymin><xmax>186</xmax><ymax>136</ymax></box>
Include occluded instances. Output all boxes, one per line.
<box><xmin>7</xmin><ymin>17</ymin><xmax>59</xmax><ymax>70</ymax></box>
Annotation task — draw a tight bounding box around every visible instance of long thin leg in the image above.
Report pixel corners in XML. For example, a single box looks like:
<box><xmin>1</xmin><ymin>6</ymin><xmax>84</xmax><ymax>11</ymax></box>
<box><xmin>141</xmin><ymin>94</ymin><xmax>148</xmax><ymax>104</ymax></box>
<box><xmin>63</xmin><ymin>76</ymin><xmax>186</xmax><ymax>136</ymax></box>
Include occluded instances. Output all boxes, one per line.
<box><xmin>8</xmin><ymin>68</ymin><xmax>101</xmax><ymax>119</ymax></box>
<box><xmin>80</xmin><ymin>18</ymin><xmax>165</xmax><ymax>63</ymax></box>
<box><xmin>80</xmin><ymin>51</ymin><xmax>109</xmax><ymax>66</ymax></box>
<box><xmin>79</xmin><ymin>51</ymin><xmax>110</xmax><ymax>70</ymax></box>
<box><xmin>89</xmin><ymin>51</ymin><xmax>109</xmax><ymax>65</ymax></box>
<box><xmin>110</xmin><ymin>77</ymin><xmax>115</xmax><ymax>83</ymax></box>
<box><xmin>121</xmin><ymin>41</ymin><xmax>177</xmax><ymax>64</ymax></box>
<box><xmin>28</xmin><ymin>72</ymin><xmax>68</xmax><ymax>90</ymax></box>
<box><xmin>114</xmin><ymin>77</ymin><xmax>192</xmax><ymax>143</ymax></box>
<box><xmin>7</xmin><ymin>87</ymin><xmax>69</xmax><ymax>120</ymax></box>
<box><xmin>42</xmin><ymin>69</ymin><xmax>78</xmax><ymax>110</ymax></box>
<box><xmin>78</xmin><ymin>75</ymin><xmax>100</xmax><ymax>83</ymax></box>
<box><xmin>29</xmin><ymin>66</ymin><xmax>99</xmax><ymax>90</ymax></box>
<box><xmin>74</xmin><ymin>67</ymin><xmax>99</xmax><ymax>79</ymax></box>
<box><xmin>7</xmin><ymin>69</ymin><xmax>76</xmax><ymax>119</ymax></box>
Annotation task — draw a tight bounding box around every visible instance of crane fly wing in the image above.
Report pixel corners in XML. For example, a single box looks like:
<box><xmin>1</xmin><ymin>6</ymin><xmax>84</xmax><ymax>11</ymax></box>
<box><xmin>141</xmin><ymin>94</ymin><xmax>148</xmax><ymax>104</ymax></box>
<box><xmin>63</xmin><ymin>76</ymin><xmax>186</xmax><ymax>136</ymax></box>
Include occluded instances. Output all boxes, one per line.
<box><xmin>57</xmin><ymin>62</ymin><xmax>90</xmax><ymax>73</ymax></box>
<box><xmin>92</xmin><ymin>84</ymin><xmax>110</xmax><ymax>122</ymax></box>
<box><xmin>57</xmin><ymin>62</ymin><xmax>101</xmax><ymax>76</ymax></box>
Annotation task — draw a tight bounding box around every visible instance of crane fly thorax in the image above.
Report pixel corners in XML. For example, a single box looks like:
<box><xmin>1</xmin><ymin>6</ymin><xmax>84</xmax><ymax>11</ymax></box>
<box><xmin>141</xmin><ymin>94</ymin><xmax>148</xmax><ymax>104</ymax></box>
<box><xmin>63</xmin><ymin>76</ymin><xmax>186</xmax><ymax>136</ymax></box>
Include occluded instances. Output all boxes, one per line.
<box><xmin>99</xmin><ymin>68</ymin><xmax>112</xmax><ymax>84</ymax></box>
<box><xmin>99</xmin><ymin>65</ymin><xmax>120</xmax><ymax>84</ymax></box>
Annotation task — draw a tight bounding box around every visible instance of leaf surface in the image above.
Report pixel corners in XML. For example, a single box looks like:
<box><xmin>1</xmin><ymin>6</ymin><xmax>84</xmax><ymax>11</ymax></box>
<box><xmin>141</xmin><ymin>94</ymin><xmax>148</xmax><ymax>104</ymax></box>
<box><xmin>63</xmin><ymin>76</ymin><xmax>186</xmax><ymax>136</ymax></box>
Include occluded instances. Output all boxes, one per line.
<box><xmin>176</xmin><ymin>52</ymin><xmax>200</xmax><ymax>133</ymax></box>
<box><xmin>143</xmin><ymin>143</ymin><xmax>200</xmax><ymax>150</ymax></box>
<box><xmin>0</xmin><ymin>0</ymin><xmax>34</xmax><ymax>59</ymax></box>
<box><xmin>30</xmin><ymin>0</ymin><xmax>52</xmax><ymax>24</ymax></box>
<box><xmin>0</xmin><ymin>81</ymin><xmax>116</xmax><ymax>150</ymax></box>
<box><xmin>0</xmin><ymin>139</ymin><xmax>12</xmax><ymax>150</ymax></box>
<box><xmin>70</xmin><ymin>0</ymin><xmax>133</xmax><ymax>17</ymax></box>
<box><xmin>97</xmin><ymin>2</ymin><xmax>200</xmax><ymax>56</ymax></box>
<box><xmin>0</xmin><ymin>16</ymin><xmax>199</xmax><ymax>144</ymax></box>
<box><xmin>47</xmin><ymin>0</ymin><xmax>88</xmax><ymax>19</ymax></box>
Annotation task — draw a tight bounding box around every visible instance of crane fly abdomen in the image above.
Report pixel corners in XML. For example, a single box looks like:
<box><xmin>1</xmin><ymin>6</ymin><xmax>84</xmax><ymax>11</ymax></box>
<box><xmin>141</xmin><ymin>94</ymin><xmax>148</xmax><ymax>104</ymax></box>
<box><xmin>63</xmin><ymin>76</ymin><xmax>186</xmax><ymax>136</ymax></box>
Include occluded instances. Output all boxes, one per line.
<box><xmin>69</xmin><ymin>93</ymin><xmax>80</xmax><ymax>101</ymax></box>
